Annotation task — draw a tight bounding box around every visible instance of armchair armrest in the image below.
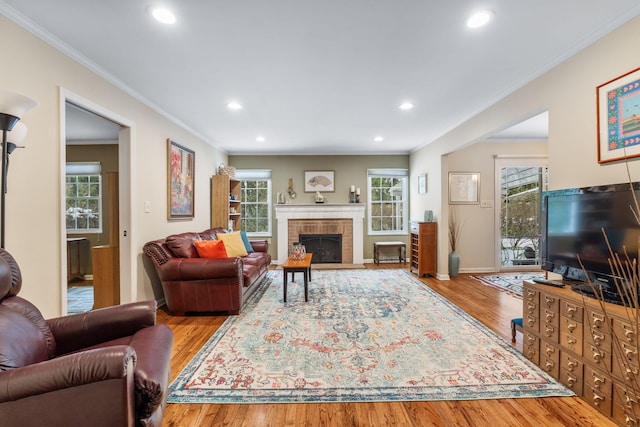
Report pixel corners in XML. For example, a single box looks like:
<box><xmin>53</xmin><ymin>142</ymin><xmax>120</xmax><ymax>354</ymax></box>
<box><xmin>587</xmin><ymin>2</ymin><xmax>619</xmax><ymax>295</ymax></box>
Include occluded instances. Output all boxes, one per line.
<box><xmin>153</xmin><ymin>257</ymin><xmax>242</xmax><ymax>282</ymax></box>
<box><xmin>0</xmin><ymin>345</ymin><xmax>135</xmax><ymax>403</ymax></box>
<box><xmin>47</xmin><ymin>301</ymin><xmax>157</xmax><ymax>355</ymax></box>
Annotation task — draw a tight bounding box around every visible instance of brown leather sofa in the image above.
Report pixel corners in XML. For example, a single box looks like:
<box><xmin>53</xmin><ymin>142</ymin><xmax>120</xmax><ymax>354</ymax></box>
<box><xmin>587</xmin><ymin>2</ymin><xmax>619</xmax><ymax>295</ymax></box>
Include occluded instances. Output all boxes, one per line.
<box><xmin>143</xmin><ymin>228</ymin><xmax>272</xmax><ymax>315</ymax></box>
<box><xmin>0</xmin><ymin>248</ymin><xmax>173</xmax><ymax>427</ymax></box>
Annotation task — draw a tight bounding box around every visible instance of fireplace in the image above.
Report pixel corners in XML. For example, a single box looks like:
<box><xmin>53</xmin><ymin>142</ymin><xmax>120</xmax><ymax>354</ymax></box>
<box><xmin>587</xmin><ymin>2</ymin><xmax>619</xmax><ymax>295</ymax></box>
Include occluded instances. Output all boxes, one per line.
<box><xmin>275</xmin><ymin>204</ymin><xmax>365</xmax><ymax>264</ymax></box>
<box><xmin>298</xmin><ymin>234</ymin><xmax>342</xmax><ymax>263</ymax></box>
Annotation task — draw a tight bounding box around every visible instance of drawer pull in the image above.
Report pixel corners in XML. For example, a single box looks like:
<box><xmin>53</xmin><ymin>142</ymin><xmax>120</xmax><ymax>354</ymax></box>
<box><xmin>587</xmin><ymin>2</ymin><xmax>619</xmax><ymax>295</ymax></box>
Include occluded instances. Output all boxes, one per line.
<box><xmin>545</xmin><ymin>347</ymin><xmax>555</xmax><ymax>357</ymax></box>
<box><xmin>592</xmin><ymin>333</ymin><xmax>604</xmax><ymax>346</ymax></box>
<box><xmin>527</xmin><ymin>302</ymin><xmax>536</xmax><ymax>313</ymax></box>
<box><xmin>566</xmin><ymin>306</ymin><xmax>576</xmax><ymax>318</ymax></box>
<box><xmin>544</xmin><ymin>361</ymin><xmax>554</xmax><ymax>371</ymax></box>
<box><xmin>593</xmin><ymin>392</ymin><xmax>604</xmax><ymax>407</ymax></box>
<box><xmin>567</xmin><ymin>323</ymin><xmax>577</xmax><ymax>333</ymax></box>
<box><xmin>591</xmin><ymin>315</ymin><xmax>604</xmax><ymax>328</ymax></box>
<box><xmin>566</xmin><ymin>375</ymin><xmax>576</xmax><ymax>386</ymax></box>
<box><xmin>626</xmin><ymin>394</ymin><xmax>637</xmax><ymax>407</ymax></box>
<box><xmin>567</xmin><ymin>360</ymin><xmax>578</xmax><ymax>371</ymax></box>
<box><xmin>545</xmin><ymin>312</ymin><xmax>555</xmax><ymax>322</ymax></box>
<box><xmin>567</xmin><ymin>338</ymin><xmax>577</xmax><ymax>345</ymax></box>
<box><xmin>625</xmin><ymin>328</ymin><xmax>635</xmax><ymax>341</ymax></box>
<box><xmin>593</xmin><ymin>374</ymin><xmax>605</xmax><ymax>387</ymax></box>
<box><xmin>592</xmin><ymin>351</ymin><xmax>603</xmax><ymax>363</ymax></box>
<box><xmin>526</xmin><ymin>289</ymin><xmax>536</xmax><ymax>299</ymax></box>
<box><xmin>545</xmin><ymin>327</ymin><xmax>554</xmax><ymax>337</ymax></box>
<box><xmin>625</xmin><ymin>368</ymin><xmax>639</xmax><ymax>381</ymax></box>
<box><xmin>545</xmin><ymin>296</ymin><xmax>555</xmax><ymax>307</ymax></box>
<box><xmin>625</xmin><ymin>348</ymin><xmax>637</xmax><ymax>361</ymax></box>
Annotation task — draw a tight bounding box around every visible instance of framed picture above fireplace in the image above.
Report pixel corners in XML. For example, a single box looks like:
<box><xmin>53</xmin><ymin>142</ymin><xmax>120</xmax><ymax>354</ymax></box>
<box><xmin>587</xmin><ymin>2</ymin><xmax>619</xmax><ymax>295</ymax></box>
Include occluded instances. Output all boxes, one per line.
<box><xmin>304</xmin><ymin>170</ymin><xmax>335</xmax><ymax>192</ymax></box>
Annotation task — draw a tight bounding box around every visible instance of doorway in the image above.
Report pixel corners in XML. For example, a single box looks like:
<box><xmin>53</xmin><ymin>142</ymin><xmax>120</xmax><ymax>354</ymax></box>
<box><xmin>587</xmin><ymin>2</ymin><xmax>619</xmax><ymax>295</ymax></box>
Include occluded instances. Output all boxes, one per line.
<box><xmin>60</xmin><ymin>89</ymin><xmax>134</xmax><ymax>314</ymax></box>
<box><xmin>494</xmin><ymin>157</ymin><xmax>548</xmax><ymax>270</ymax></box>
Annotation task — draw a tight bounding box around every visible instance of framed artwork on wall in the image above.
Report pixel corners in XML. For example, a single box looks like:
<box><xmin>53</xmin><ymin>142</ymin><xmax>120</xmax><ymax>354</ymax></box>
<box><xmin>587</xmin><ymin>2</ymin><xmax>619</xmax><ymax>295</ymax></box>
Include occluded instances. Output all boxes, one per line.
<box><xmin>304</xmin><ymin>170</ymin><xmax>335</xmax><ymax>192</ymax></box>
<box><xmin>597</xmin><ymin>66</ymin><xmax>640</xmax><ymax>164</ymax></box>
<box><xmin>448</xmin><ymin>172</ymin><xmax>479</xmax><ymax>204</ymax></box>
<box><xmin>167</xmin><ymin>139</ymin><xmax>195</xmax><ymax>219</ymax></box>
<box><xmin>418</xmin><ymin>174</ymin><xmax>427</xmax><ymax>194</ymax></box>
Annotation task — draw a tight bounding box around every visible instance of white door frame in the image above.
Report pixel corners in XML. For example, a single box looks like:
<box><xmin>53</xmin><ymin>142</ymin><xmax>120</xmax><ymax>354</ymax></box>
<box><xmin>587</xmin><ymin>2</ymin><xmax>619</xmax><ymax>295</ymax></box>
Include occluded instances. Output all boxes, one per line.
<box><xmin>59</xmin><ymin>88</ymin><xmax>137</xmax><ymax>313</ymax></box>
<box><xmin>494</xmin><ymin>155</ymin><xmax>548</xmax><ymax>271</ymax></box>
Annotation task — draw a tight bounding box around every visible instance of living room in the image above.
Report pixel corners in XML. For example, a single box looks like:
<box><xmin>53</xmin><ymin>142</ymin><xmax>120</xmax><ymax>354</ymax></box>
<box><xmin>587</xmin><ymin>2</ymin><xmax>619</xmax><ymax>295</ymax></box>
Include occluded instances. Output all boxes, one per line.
<box><xmin>1</xmin><ymin>3</ymin><xmax>640</xmax><ymax>425</ymax></box>
<box><xmin>0</xmin><ymin>4</ymin><xmax>637</xmax><ymax>319</ymax></box>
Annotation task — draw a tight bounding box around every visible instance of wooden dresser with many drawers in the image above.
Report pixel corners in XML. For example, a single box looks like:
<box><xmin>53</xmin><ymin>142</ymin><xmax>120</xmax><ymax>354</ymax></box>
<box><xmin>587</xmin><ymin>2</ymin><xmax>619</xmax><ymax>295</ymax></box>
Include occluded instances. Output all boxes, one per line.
<box><xmin>523</xmin><ymin>281</ymin><xmax>640</xmax><ymax>426</ymax></box>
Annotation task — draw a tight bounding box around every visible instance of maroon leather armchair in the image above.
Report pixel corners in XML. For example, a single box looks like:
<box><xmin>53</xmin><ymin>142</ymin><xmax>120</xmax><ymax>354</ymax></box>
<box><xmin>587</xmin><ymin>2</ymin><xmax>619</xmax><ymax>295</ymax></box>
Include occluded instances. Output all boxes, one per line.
<box><xmin>0</xmin><ymin>249</ymin><xmax>174</xmax><ymax>427</ymax></box>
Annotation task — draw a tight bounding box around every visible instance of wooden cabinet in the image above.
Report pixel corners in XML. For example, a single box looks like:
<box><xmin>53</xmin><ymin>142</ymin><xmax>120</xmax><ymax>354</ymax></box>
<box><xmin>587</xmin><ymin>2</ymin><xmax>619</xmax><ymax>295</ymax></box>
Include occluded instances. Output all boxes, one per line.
<box><xmin>523</xmin><ymin>282</ymin><xmax>640</xmax><ymax>425</ymax></box>
<box><xmin>211</xmin><ymin>175</ymin><xmax>241</xmax><ymax>230</ymax></box>
<box><xmin>409</xmin><ymin>221</ymin><xmax>437</xmax><ymax>277</ymax></box>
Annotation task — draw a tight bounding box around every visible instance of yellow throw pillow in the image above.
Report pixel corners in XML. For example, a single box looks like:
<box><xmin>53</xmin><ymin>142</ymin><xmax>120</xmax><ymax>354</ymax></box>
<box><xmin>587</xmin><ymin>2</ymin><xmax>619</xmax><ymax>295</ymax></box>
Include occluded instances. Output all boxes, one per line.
<box><xmin>216</xmin><ymin>231</ymin><xmax>249</xmax><ymax>257</ymax></box>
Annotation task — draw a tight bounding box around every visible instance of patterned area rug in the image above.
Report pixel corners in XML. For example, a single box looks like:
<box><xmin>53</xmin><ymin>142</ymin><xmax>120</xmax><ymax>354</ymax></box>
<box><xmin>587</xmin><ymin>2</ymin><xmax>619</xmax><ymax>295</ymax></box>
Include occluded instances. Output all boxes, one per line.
<box><xmin>168</xmin><ymin>269</ymin><xmax>570</xmax><ymax>403</ymax></box>
<box><xmin>472</xmin><ymin>272</ymin><xmax>545</xmax><ymax>298</ymax></box>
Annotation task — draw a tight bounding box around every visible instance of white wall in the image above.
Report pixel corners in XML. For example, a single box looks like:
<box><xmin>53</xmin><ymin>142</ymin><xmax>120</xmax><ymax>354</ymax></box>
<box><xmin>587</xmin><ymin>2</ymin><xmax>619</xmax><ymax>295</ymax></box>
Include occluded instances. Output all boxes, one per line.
<box><xmin>1</xmin><ymin>15</ymin><xmax>227</xmax><ymax>317</ymax></box>
<box><xmin>410</xmin><ymin>15</ymin><xmax>640</xmax><ymax>278</ymax></box>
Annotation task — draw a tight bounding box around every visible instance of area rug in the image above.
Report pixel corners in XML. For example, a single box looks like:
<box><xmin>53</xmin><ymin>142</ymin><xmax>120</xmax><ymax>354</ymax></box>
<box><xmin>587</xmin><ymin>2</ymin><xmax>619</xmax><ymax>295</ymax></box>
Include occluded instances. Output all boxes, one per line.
<box><xmin>472</xmin><ymin>272</ymin><xmax>545</xmax><ymax>298</ymax></box>
<box><xmin>168</xmin><ymin>269</ymin><xmax>571</xmax><ymax>403</ymax></box>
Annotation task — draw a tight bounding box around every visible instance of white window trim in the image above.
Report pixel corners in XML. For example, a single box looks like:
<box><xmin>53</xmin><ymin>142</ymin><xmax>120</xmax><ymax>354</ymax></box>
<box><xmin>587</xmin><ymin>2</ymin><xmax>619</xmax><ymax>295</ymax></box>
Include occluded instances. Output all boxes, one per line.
<box><xmin>237</xmin><ymin>169</ymin><xmax>272</xmax><ymax>237</ymax></box>
<box><xmin>65</xmin><ymin>162</ymin><xmax>103</xmax><ymax>234</ymax></box>
<box><xmin>367</xmin><ymin>169</ymin><xmax>409</xmax><ymax>236</ymax></box>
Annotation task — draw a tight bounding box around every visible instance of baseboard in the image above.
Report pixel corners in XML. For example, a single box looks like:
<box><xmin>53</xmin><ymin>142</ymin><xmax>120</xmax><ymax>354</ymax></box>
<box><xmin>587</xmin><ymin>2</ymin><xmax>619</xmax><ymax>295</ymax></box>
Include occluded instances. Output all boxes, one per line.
<box><xmin>460</xmin><ymin>267</ymin><xmax>495</xmax><ymax>274</ymax></box>
<box><xmin>436</xmin><ymin>273</ymin><xmax>450</xmax><ymax>280</ymax></box>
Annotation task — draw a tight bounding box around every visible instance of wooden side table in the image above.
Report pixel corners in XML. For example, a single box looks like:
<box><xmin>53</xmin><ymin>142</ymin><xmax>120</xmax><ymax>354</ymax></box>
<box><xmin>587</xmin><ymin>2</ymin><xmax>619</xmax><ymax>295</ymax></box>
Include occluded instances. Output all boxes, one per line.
<box><xmin>281</xmin><ymin>253</ymin><xmax>313</xmax><ymax>302</ymax></box>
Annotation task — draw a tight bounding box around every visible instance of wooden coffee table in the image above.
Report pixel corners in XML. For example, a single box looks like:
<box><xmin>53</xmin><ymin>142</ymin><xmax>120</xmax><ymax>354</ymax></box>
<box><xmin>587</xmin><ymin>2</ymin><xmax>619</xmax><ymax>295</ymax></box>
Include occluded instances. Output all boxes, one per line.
<box><xmin>281</xmin><ymin>253</ymin><xmax>313</xmax><ymax>302</ymax></box>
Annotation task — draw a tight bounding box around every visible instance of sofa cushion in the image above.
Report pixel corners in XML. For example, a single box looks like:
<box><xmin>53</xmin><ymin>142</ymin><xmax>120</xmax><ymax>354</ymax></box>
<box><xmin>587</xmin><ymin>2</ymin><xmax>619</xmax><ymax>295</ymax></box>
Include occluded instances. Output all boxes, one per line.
<box><xmin>194</xmin><ymin>240</ymin><xmax>228</xmax><ymax>259</ymax></box>
<box><xmin>165</xmin><ymin>233</ymin><xmax>200</xmax><ymax>258</ymax></box>
<box><xmin>217</xmin><ymin>232</ymin><xmax>248</xmax><ymax>257</ymax></box>
<box><xmin>240</xmin><ymin>231</ymin><xmax>254</xmax><ymax>253</ymax></box>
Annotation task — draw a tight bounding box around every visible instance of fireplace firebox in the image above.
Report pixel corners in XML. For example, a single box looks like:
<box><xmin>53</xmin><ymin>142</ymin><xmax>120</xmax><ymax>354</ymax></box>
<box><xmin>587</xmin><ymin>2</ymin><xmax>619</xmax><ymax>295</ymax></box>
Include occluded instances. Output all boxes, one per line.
<box><xmin>298</xmin><ymin>234</ymin><xmax>342</xmax><ymax>263</ymax></box>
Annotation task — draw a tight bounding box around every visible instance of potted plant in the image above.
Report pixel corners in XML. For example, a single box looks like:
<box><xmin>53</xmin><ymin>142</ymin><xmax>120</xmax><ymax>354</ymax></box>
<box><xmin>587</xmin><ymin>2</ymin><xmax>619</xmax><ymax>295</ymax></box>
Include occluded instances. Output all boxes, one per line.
<box><xmin>448</xmin><ymin>207</ymin><xmax>464</xmax><ymax>277</ymax></box>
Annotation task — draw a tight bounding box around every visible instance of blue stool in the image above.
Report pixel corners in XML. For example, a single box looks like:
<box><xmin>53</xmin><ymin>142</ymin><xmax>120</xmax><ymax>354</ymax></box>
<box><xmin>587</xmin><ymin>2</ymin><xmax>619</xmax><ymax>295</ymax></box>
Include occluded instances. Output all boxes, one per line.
<box><xmin>511</xmin><ymin>317</ymin><xmax>523</xmax><ymax>342</ymax></box>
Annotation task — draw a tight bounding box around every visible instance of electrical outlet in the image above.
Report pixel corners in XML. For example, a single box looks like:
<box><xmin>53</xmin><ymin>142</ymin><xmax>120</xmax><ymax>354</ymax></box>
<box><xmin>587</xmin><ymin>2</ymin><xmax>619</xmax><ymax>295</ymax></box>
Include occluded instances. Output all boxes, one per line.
<box><xmin>144</xmin><ymin>200</ymin><xmax>151</xmax><ymax>213</ymax></box>
<box><xmin>480</xmin><ymin>200</ymin><xmax>493</xmax><ymax>208</ymax></box>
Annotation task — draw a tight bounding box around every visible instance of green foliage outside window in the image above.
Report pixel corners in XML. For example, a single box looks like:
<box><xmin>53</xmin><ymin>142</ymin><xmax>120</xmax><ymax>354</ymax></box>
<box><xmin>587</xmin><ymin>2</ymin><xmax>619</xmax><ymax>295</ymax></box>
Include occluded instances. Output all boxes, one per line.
<box><xmin>369</xmin><ymin>176</ymin><xmax>406</xmax><ymax>233</ymax></box>
<box><xmin>66</xmin><ymin>174</ymin><xmax>102</xmax><ymax>232</ymax></box>
<box><xmin>240</xmin><ymin>179</ymin><xmax>271</xmax><ymax>234</ymax></box>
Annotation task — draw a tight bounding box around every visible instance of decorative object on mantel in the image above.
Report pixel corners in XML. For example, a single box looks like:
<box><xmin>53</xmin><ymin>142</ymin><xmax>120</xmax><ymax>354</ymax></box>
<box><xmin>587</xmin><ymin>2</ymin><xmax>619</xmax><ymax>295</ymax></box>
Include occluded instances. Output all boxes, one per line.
<box><xmin>349</xmin><ymin>185</ymin><xmax>361</xmax><ymax>203</ymax></box>
<box><xmin>287</xmin><ymin>178</ymin><xmax>297</xmax><ymax>199</ymax></box>
<box><xmin>448</xmin><ymin>206</ymin><xmax>464</xmax><ymax>277</ymax></box>
<box><xmin>0</xmin><ymin>91</ymin><xmax>37</xmax><ymax>248</ymax></box>
<box><xmin>217</xmin><ymin>162</ymin><xmax>235</xmax><ymax>177</ymax></box>
<box><xmin>289</xmin><ymin>242</ymin><xmax>306</xmax><ymax>260</ymax></box>
<box><xmin>314</xmin><ymin>191</ymin><xmax>324</xmax><ymax>204</ymax></box>
<box><xmin>276</xmin><ymin>191</ymin><xmax>285</xmax><ymax>204</ymax></box>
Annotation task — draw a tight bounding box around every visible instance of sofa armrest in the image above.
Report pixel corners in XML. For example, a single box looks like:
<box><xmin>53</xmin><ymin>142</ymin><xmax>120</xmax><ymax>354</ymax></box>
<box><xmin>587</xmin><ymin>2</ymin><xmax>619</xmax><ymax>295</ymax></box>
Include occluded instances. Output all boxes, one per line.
<box><xmin>47</xmin><ymin>301</ymin><xmax>157</xmax><ymax>355</ymax></box>
<box><xmin>250</xmin><ymin>240</ymin><xmax>269</xmax><ymax>253</ymax></box>
<box><xmin>0</xmin><ymin>345</ymin><xmax>136</xmax><ymax>403</ymax></box>
<box><xmin>153</xmin><ymin>257</ymin><xmax>243</xmax><ymax>282</ymax></box>
<box><xmin>143</xmin><ymin>240</ymin><xmax>172</xmax><ymax>266</ymax></box>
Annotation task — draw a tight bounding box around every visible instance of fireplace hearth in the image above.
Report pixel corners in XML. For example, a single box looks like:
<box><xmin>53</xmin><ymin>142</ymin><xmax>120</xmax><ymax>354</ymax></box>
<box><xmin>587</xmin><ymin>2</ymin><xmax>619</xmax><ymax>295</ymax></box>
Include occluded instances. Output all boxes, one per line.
<box><xmin>298</xmin><ymin>234</ymin><xmax>342</xmax><ymax>263</ymax></box>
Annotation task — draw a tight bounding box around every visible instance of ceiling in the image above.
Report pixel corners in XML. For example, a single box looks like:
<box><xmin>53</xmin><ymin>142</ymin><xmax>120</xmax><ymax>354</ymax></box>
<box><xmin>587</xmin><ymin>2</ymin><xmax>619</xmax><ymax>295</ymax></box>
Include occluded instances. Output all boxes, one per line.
<box><xmin>3</xmin><ymin>1</ymin><xmax>640</xmax><ymax>154</ymax></box>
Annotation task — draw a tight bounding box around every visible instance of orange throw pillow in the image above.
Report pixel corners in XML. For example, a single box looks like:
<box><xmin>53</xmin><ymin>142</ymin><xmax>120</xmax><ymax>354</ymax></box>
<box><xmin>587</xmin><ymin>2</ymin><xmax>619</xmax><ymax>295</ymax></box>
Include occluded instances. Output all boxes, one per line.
<box><xmin>194</xmin><ymin>239</ymin><xmax>228</xmax><ymax>258</ymax></box>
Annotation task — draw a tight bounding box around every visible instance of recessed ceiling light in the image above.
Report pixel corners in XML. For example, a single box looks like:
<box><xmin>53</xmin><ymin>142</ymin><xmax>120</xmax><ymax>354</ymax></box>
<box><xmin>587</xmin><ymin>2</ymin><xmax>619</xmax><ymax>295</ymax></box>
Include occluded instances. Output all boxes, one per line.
<box><xmin>399</xmin><ymin>102</ymin><xmax>414</xmax><ymax>111</ymax></box>
<box><xmin>374</xmin><ymin>136</ymin><xmax>384</xmax><ymax>142</ymax></box>
<box><xmin>466</xmin><ymin>10</ymin><xmax>493</xmax><ymax>29</ymax></box>
<box><xmin>151</xmin><ymin>7</ymin><xmax>176</xmax><ymax>25</ymax></box>
<box><xmin>227</xmin><ymin>101</ymin><xmax>243</xmax><ymax>110</ymax></box>
<box><xmin>256</xmin><ymin>136</ymin><xmax>266</xmax><ymax>142</ymax></box>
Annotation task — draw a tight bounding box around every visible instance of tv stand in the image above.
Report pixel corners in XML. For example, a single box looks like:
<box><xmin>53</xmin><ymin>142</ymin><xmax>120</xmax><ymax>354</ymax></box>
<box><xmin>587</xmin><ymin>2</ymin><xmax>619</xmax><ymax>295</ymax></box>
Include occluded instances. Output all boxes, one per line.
<box><xmin>523</xmin><ymin>281</ymin><xmax>640</xmax><ymax>424</ymax></box>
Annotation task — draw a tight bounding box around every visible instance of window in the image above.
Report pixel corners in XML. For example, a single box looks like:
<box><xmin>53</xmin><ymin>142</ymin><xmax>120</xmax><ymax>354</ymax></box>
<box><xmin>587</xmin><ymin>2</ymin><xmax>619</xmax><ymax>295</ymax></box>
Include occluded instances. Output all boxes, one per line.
<box><xmin>237</xmin><ymin>169</ymin><xmax>272</xmax><ymax>236</ymax></box>
<box><xmin>66</xmin><ymin>162</ymin><xmax>102</xmax><ymax>233</ymax></box>
<box><xmin>368</xmin><ymin>168</ymin><xmax>408</xmax><ymax>235</ymax></box>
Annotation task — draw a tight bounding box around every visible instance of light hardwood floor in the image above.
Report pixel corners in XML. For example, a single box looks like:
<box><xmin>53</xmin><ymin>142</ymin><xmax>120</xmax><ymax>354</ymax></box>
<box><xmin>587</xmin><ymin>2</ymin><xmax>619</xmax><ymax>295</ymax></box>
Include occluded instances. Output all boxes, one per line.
<box><xmin>159</xmin><ymin>265</ymin><xmax>615</xmax><ymax>427</ymax></box>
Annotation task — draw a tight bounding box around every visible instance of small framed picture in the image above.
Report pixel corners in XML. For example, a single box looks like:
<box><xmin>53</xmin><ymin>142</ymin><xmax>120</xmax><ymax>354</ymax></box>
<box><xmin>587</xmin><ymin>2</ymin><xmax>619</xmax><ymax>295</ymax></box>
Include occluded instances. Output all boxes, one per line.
<box><xmin>449</xmin><ymin>172</ymin><xmax>479</xmax><ymax>204</ymax></box>
<box><xmin>304</xmin><ymin>170</ymin><xmax>335</xmax><ymax>192</ymax></box>
<box><xmin>418</xmin><ymin>174</ymin><xmax>427</xmax><ymax>194</ymax></box>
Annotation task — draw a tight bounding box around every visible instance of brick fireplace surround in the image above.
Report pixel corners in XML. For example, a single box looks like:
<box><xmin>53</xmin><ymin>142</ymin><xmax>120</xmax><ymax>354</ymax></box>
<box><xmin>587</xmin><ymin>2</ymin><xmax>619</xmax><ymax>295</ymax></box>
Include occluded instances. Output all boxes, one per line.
<box><xmin>274</xmin><ymin>204</ymin><xmax>366</xmax><ymax>265</ymax></box>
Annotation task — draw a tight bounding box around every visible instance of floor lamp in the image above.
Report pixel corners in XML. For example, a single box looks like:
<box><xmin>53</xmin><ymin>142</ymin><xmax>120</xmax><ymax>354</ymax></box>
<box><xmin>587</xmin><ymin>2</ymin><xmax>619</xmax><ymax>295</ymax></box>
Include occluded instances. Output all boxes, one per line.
<box><xmin>0</xmin><ymin>91</ymin><xmax>38</xmax><ymax>248</ymax></box>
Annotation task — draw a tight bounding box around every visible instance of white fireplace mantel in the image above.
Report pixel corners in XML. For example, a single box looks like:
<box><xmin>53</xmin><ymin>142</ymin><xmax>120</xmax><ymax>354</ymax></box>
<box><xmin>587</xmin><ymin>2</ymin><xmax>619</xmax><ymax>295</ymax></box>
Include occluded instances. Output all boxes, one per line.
<box><xmin>275</xmin><ymin>204</ymin><xmax>366</xmax><ymax>264</ymax></box>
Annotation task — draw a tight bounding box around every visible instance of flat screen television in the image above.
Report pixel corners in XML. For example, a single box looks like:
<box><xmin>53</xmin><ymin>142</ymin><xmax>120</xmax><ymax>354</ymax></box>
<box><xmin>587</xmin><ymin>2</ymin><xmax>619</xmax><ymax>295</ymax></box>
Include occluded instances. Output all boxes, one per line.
<box><xmin>541</xmin><ymin>182</ymin><xmax>640</xmax><ymax>305</ymax></box>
